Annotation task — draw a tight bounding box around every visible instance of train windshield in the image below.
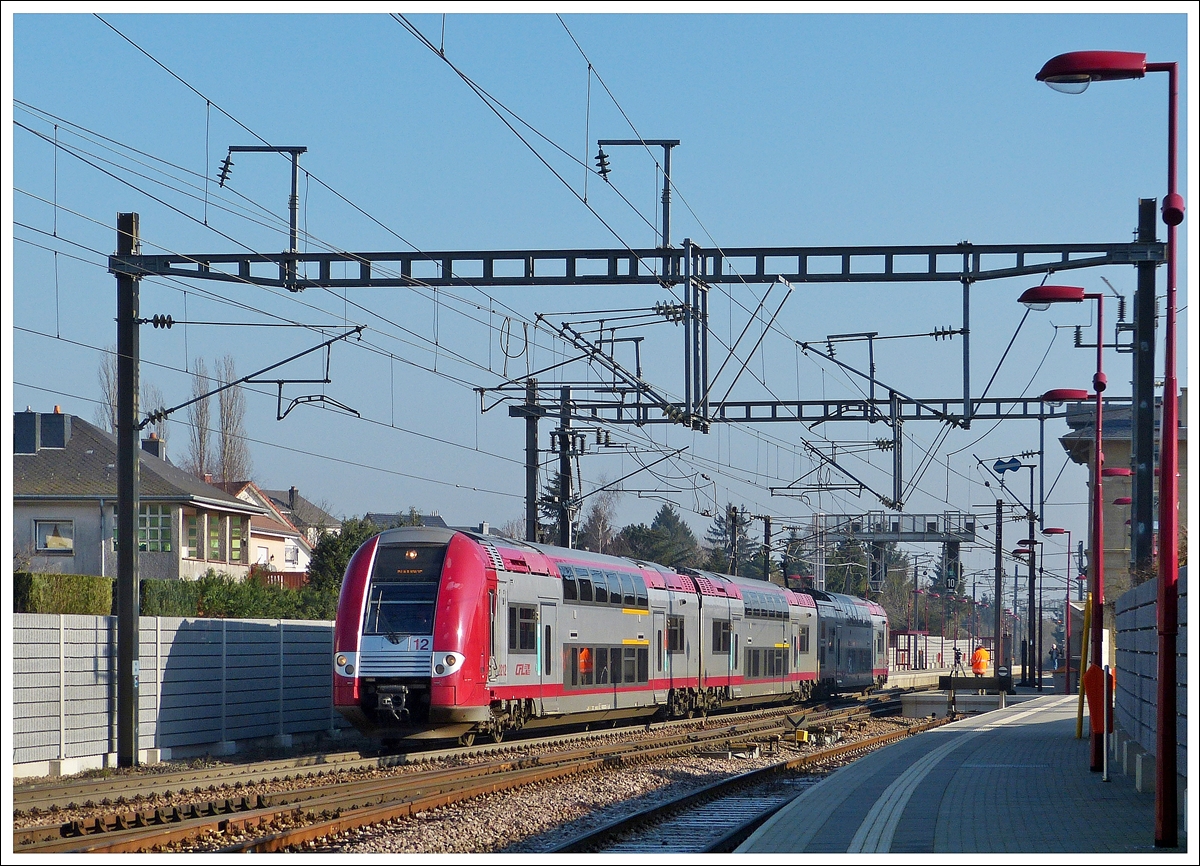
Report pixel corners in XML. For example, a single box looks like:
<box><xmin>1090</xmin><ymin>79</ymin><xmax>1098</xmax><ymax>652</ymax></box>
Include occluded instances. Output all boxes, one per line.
<box><xmin>363</xmin><ymin>544</ymin><xmax>446</xmax><ymax>637</ymax></box>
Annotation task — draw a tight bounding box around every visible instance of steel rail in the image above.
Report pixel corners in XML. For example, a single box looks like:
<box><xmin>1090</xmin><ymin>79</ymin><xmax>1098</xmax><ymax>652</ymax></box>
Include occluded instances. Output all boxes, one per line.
<box><xmin>549</xmin><ymin>713</ymin><xmax>949</xmax><ymax>853</ymax></box>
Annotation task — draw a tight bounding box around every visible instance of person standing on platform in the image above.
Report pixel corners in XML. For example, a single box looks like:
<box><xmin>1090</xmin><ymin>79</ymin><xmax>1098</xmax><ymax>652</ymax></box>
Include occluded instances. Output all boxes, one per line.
<box><xmin>971</xmin><ymin>644</ymin><xmax>990</xmax><ymax>695</ymax></box>
<box><xmin>971</xmin><ymin>645</ymin><xmax>990</xmax><ymax>676</ymax></box>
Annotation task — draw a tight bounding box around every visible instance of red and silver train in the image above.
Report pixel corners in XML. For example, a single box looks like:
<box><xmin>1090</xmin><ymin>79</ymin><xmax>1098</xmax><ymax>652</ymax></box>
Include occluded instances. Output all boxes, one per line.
<box><xmin>334</xmin><ymin>527</ymin><xmax>888</xmax><ymax>746</ymax></box>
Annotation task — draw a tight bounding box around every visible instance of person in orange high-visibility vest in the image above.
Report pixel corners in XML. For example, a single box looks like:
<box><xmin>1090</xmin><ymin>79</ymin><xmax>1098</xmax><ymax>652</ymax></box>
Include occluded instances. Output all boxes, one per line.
<box><xmin>579</xmin><ymin>647</ymin><xmax>594</xmax><ymax>684</ymax></box>
<box><xmin>971</xmin><ymin>645</ymin><xmax>990</xmax><ymax>677</ymax></box>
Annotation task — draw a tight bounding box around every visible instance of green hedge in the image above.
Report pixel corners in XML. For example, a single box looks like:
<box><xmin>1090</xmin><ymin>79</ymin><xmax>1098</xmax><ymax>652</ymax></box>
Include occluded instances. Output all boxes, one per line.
<box><xmin>141</xmin><ymin>578</ymin><xmax>202</xmax><ymax>617</ymax></box>
<box><xmin>14</xmin><ymin>572</ymin><xmax>114</xmax><ymax>615</ymax></box>
<box><xmin>14</xmin><ymin>571</ymin><xmax>338</xmax><ymax>621</ymax></box>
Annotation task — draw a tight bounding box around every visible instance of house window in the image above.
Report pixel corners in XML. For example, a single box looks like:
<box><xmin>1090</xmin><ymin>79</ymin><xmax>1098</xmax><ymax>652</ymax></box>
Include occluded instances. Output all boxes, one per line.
<box><xmin>208</xmin><ymin>516</ymin><xmax>224</xmax><ymax>562</ymax></box>
<box><xmin>186</xmin><ymin>513</ymin><xmax>203</xmax><ymax>559</ymax></box>
<box><xmin>230</xmin><ymin>518</ymin><xmax>245</xmax><ymax>563</ymax></box>
<box><xmin>284</xmin><ymin>544</ymin><xmax>299</xmax><ymax>565</ymax></box>
<box><xmin>257</xmin><ymin>546</ymin><xmax>270</xmax><ymax>566</ymax></box>
<box><xmin>35</xmin><ymin>520</ymin><xmax>74</xmax><ymax>553</ymax></box>
<box><xmin>139</xmin><ymin>505</ymin><xmax>172</xmax><ymax>552</ymax></box>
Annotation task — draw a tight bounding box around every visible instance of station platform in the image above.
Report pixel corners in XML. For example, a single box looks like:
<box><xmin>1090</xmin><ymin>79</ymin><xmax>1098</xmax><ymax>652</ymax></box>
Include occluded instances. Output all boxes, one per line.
<box><xmin>739</xmin><ymin>692</ymin><xmax>1189</xmax><ymax>854</ymax></box>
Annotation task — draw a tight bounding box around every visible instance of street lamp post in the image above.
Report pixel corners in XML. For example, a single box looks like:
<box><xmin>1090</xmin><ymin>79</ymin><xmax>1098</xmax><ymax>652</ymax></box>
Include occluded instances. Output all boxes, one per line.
<box><xmin>1043</xmin><ymin>527</ymin><xmax>1073</xmax><ymax>691</ymax></box>
<box><xmin>1020</xmin><ymin>284</ymin><xmax>1106</xmax><ymax>767</ymax></box>
<box><xmin>1036</xmin><ymin>50</ymin><xmax>1183</xmax><ymax>846</ymax></box>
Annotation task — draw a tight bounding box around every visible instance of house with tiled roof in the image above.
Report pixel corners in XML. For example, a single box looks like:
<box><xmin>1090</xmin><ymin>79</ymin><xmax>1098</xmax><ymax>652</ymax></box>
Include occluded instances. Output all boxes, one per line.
<box><xmin>13</xmin><ymin>409</ymin><xmax>266</xmax><ymax>580</ymax></box>
<box><xmin>260</xmin><ymin>487</ymin><xmax>342</xmax><ymax>546</ymax></box>
<box><xmin>213</xmin><ymin>481</ymin><xmax>313</xmax><ymax>574</ymax></box>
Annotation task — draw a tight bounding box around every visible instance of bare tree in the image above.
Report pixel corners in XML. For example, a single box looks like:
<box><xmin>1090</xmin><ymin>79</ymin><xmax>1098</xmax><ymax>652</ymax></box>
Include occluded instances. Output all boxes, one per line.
<box><xmin>141</xmin><ymin>381</ymin><xmax>168</xmax><ymax>445</ymax></box>
<box><xmin>495</xmin><ymin>517</ymin><xmax>526</xmax><ymax>540</ymax></box>
<box><xmin>577</xmin><ymin>480</ymin><xmax>621</xmax><ymax>554</ymax></box>
<box><xmin>94</xmin><ymin>346</ymin><xmax>118</xmax><ymax>432</ymax></box>
<box><xmin>184</xmin><ymin>357</ymin><xmax>213</xmax><ymax>479</ymax></box>
<box><xmin>94</xmin><ymin>347</ymin><xmax>168</xmax><ymax>445</ymax></box>
<box><xmin>216</xmin><ymin>353</ymin><xmax>252</xmax><ymax>483</ymax></box>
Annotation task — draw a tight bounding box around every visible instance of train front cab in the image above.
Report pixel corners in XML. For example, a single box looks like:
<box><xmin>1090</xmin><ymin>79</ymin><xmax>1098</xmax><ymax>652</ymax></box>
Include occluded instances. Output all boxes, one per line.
<box><xmin>333</xmin><ymin>527</ymin><xmax>493</xmax><ymax>741</ymax></box>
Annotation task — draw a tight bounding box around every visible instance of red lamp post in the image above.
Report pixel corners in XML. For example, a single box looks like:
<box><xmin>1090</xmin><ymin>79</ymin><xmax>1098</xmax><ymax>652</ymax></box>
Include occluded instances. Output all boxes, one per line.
<box><xmin>1021</xmin><ymin>285</ymin><xmax>1106</xmax><ymax>760</ymax></box>
<box><xmin>1037</xmin><ymin>50</ymin><xmax>1183</xmax><ymax>847</ymax></box>
<box><xmin>1043</xmin><ymin>527</ymin><xmax>1073</xmax><ymax>690</ymax></box>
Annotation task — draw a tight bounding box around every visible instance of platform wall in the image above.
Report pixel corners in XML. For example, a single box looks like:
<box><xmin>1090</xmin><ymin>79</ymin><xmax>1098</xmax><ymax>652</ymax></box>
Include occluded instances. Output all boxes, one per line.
<box><xmin>1114</xmin><ymin>570</ymin><xmax>1187</xmax><ymax>777</ymax></box>
<box><xmin>12</xmin><ymin>613</ymin><xmax>345</xmax><ymax>775</ymax></box>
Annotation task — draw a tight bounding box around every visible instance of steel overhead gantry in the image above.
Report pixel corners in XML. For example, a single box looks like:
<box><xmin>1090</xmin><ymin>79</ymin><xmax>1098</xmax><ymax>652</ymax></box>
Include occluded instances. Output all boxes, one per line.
<box><xmin>119</xmin><ymin>234</ymin><xmax>1161</xmax><ymax>429</ymax></box>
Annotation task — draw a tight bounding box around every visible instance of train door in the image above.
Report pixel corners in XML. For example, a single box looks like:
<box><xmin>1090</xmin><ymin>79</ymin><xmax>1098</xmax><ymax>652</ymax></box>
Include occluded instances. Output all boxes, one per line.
<box><xmin>786</xmin><ymin>613</ymin><xmax>798</xmax><ymax>694</ymax></box>
<box><xmin>836</xmin><ymin>624</ymin><xmax>844</xmax><ymax>685</ymax></box>
<box><xmin>539</xmin><ymin>602</ymin><xmax>558</xmax><ymax>714</ymax></box>
<box><xmin>653</xmin><ymin>611</ymin><xmax>666</xmax><ymax>683</ymax></box>
<box><xmin>730</xmin><ymin>613</ymin><xmax>742</xmax><ymax>697</ymax></box>
<box><xmin>492</xmin><ymin>580</ymin><xmax>509</xmax><ymax>684</ymax></box>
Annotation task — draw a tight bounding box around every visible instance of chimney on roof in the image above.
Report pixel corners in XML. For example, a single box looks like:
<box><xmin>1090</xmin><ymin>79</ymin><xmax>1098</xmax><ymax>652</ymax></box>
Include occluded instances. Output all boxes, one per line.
<box><xmin>15</xmin><ymin>410</ymin><xmax>40</xmax><ymax>454</ymax></box>
<box><xmin>39</xmin><ymin>410</ymin><xmax>71</xmax><ymax>449</ymax></box>
<box><xmin>204</xmin><ymin>473</ymin><xmax>213</xmax><ymax>484</ymax></box>
<box><xmin>141</xmin><ymin>431</ymin><xmax>166</xmax><ymax>461</ymax></box>
<box><xmin>289</xmin><ymin>486</ymin><xmax>297</xmax><ymax>511</ymax></box>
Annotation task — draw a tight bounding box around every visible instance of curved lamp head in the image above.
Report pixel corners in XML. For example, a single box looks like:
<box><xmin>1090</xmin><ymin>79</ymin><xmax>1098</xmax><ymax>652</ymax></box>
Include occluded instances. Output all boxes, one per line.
<box><xmin>1042</xmin><ymin>527</ymin><xmax>1068</xmax><ymax>536</ymax></box>
<box><xmin>1036</xmin><ymin>51</ymin><xmax>1147</xmax><ymax>93</ymax></box>
<box><xmin>1102</xmin><ymin>467</ymin><xmax>1133</xmax><ymax>477</ymax></box>
<box><xmin>1041</xmin><ymin>388</ymin><xmax>1091</xmax><ymax>406</ymax></box>
<box><xmin>1113</xmin><ymin>497</ymin><xmax>1133</xmax><ymax>506</ymax></box>
<box><xmin>1019</xmin><ymin>285</ymin><xmax>1086</xmax><ymax>310</ymax></box>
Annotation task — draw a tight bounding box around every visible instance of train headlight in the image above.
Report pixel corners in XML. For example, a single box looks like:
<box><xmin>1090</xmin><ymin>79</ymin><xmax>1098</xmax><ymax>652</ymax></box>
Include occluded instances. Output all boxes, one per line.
<box><xmin>334</xmin><ymin>651</ymin><xmax>358</xmax><ymax>677</ymax></box>
<box><xmin>434</xmin><ymin>653</ymin><xmax>460</xmax><ymax>677</ymax></box>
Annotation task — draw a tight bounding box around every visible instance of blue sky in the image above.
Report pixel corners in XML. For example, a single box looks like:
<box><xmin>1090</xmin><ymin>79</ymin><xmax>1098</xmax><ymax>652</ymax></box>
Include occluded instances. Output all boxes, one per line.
<box><xmin>4</xmin><ymin>7</ymin><xmax>1194</xmax><ymax>586</ymax></box>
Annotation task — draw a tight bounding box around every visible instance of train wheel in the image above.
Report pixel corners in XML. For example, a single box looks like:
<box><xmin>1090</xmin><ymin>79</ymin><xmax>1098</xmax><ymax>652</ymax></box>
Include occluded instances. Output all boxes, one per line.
<box><xmin>491</xmin><ymin>729</ymin><xmax>505</xmax><ymax>744</ymax></box>
<box><xmin>458</xmin><ymin>732</ymin><xmax>476</xmax><ymax>747</ymax></box>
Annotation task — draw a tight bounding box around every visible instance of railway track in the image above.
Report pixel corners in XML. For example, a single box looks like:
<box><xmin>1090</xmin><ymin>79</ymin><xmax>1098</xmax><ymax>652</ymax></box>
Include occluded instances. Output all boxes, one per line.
<box><xmin>13</xmin><ymin>694</ymin><xmax>913</xmax><ymax>854</ymax></box>
<box><xmin>548</xmin><ymin>714</ymin><xmax>950</xmax><ymax>853</ymax></box>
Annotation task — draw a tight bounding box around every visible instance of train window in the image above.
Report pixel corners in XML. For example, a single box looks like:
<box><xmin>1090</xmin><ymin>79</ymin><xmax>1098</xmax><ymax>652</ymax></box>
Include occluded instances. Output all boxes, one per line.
<box><xmin>634</xmin><ymin>576</ymin><xmax>648</xmax><ymax>609</ymax></box>
<box><xmin>799</xmin><ymin>625</ymin><xmax>810</xmax><ymax>654</ymax></box>
<box><xmin>593</xmin><ymin>573</ymin><xmax>609</xmax><ymax>604</ymax></box>
<box><xmin>618</xmin><ymin>573</ymin><xmax>636</xmax><ymax>607</ymax></box>
<box><xmin>363</xmin><ymin>581</ymin><xmax>437</xmax><ymax>636</ymax></box>
<box><xmin>656</xmin><ymin>630</ymin><xmax>663</xmax><ymax>671</ymax></box>
<box><xmin>637</xmin><ymin>648</ymin><xmax>649</xmax><ymax>683</ymax></box>
<box><xmin>371</xmin><ymin>544</ymin><xmax>447</xmax><ymax>583</ymax></box>
<box><xmin>543</xmin><ymin>625</ymin><xmax>552</xmax><ymax>674</ymax></box>
<box><xmin>733</xmin><ymin>633</ymin><xmax>739</xmax><ymax>667</ymax></box>
<box><xmin>562</xmin><ymin>573</ymin><xmax>578</xmax><ymax>601</ymax></box>
<box><xmin>577</xmin><ymin>574</ymin><xmax>593</xmax><ymax>603</ymax></box>
<box><xmin>567</xmin><ymin>647</ymin><xmax>577</xmax><ymax>686</ymax></box>
<box><xmin>622</xmin><ymin>647</ymin><xmax>638</xmax><ymax>683</ymax></box>
<box><xmin>605</xmin><ymin>573</ymin><xmax>624</xmax><ymax>606</ymax></box>
<box><xmin>745</xmin><ymin>648</ymin><xmax>760</xmax><ymax>679</ymax></box>
<box><xmin>508</xmin><ymin>606</ymin><xmax>537</xmax><ymax>653</ymax></box>
<box><xmin>611</xmin><ymin>648</ymin><xmax>624</xmax><ymax>684</ymax></box>
<box><xmin>792</xmin><ymin>635</ymin><xmax>797</xmax><ymax>667</ymax></box>
<box><xmin>667</xmin><ymin>616</ymin><xmax>685</xmax><ymax>653</ymax></box>
<box><xmin>712</xmin><ymin>620</ymin><xmax>731</xmax><ymax>654</ymax></box>
<box><xmin>596</xmin><ymin>647</ymin><xmax>610</xmax><ymax>684</ymax></box>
